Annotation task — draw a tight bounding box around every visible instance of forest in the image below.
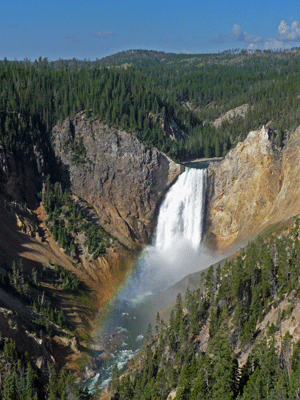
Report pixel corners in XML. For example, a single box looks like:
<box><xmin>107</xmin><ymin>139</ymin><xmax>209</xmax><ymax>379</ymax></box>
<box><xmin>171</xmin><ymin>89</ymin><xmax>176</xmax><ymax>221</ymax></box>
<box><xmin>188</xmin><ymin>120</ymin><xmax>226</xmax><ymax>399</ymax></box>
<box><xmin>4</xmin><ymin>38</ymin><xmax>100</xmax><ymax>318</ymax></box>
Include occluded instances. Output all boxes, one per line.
<box><xmin>1</xmin><ymin>48</ymin><xmax>300</xmax><ymax>173</ymax></box>
<box><xmin>1</xmin><ymin>48</ymin><xmax>300</xmax><ymax>399</ymax></box>
<box><xmin>111</xmin><ymin>217</ymin><xmax>300</xmax><ymax>399</ymax></box>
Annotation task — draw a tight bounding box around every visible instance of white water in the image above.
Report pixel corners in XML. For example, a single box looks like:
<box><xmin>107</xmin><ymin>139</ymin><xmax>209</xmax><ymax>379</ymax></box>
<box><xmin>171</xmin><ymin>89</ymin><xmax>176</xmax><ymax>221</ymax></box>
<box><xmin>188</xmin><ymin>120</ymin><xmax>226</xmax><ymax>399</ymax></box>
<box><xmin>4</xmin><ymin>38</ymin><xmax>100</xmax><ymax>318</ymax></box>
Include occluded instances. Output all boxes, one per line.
<box><xmin>156</xmin><ymin>168</ymin><xmax>207</xmax><ymax>253</ymax></box>
<box><xmin>90</xmin><ymin>167</ymin><xmax>215</xmax><ymax>391</ymax></box>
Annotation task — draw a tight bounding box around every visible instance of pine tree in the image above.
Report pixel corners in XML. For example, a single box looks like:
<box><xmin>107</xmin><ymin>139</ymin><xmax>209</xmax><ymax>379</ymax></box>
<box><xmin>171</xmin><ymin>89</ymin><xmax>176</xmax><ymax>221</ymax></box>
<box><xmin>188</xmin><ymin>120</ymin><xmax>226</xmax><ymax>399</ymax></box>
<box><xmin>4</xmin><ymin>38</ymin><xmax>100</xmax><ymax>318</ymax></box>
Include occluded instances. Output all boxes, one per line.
<box><xmin>111</xmin><ymin>364</ymin><xmax>120</xmax><ymax>395</ymax></box>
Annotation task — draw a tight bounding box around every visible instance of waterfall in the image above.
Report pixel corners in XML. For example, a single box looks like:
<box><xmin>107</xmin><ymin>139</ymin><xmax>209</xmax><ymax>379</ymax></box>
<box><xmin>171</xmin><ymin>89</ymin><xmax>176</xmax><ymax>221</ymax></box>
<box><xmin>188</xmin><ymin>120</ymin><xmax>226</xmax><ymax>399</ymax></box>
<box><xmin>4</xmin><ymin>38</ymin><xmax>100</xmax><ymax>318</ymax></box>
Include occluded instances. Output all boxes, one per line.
<box><xmin>118</xmin><ymin>167</ymin><xmax>208</xmax><ymax>297</ymax></box>
<box><xmin>90</xmin><ymin>166</ymin><xmax>210</xmax><ymax>392</ymax></box>
<box><xmin>155</xmin><ymin>167</ymin><xmax>207</xmax><ymax>253</ymax></box>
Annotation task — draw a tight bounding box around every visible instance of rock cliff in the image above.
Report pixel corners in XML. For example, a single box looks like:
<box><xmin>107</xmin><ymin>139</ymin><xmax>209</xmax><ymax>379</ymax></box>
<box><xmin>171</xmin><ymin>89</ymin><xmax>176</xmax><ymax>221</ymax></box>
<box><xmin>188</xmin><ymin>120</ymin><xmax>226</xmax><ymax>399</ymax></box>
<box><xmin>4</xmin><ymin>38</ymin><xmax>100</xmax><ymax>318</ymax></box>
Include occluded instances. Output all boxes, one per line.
<box><xmin>206</xmin><ymin>125</ymin><xmax>300</xmax><ymax>251</ymax></box>
<box><xmin>52</xmin><ymin>113</ymin><xmax>184</xmax><ymax>249</ymax></box>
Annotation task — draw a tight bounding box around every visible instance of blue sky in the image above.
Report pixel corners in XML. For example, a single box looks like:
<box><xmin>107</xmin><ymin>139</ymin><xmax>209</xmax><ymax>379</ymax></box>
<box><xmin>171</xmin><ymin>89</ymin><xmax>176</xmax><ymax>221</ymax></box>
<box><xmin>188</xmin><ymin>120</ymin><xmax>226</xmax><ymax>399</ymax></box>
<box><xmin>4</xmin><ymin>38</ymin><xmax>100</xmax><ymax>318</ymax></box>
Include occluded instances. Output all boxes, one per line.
<box><xmin>0</xmin><ymin>0</ymin><xmax>299</xmax><ymax>60</ymax></box>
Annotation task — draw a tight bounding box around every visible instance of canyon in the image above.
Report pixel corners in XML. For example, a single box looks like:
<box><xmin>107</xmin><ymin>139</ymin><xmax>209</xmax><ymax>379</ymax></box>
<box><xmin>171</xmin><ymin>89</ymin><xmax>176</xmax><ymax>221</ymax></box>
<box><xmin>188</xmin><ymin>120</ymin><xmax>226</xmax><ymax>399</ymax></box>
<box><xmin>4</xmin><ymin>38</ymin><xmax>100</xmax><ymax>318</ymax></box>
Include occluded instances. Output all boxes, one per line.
<box><xmin>2</xmin><ymin>114</ymin><xmax>300</xmax><ymax>383</ymax></box>
<box><xmin>0</xmin><ymin>113</ymin><xmax>184</xmax><ymax>374</ymax></box>
<box><xmin>51</xmin><ymin>115</ymin><xmax>300</xmax><ymax>258</ymax></box>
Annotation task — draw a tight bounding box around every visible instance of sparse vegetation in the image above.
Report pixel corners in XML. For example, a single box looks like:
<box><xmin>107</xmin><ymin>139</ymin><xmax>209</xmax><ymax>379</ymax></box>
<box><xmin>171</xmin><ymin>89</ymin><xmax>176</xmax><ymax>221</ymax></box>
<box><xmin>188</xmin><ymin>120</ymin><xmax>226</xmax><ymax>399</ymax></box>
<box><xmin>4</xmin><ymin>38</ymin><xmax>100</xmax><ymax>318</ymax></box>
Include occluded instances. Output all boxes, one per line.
<box><xmin>0</xmin><ymin>338</ymin><xmax>81</xmax><ymax>400</ymax></box>
<box><xmin>44</xmin><ymin>178</ymin><xmax>114</xmax><ymax>258</ymax></box>
<box><xmin>0</xmin><ymin>256</ymin><xmax>82</xmax><ymax>336</ymax></box>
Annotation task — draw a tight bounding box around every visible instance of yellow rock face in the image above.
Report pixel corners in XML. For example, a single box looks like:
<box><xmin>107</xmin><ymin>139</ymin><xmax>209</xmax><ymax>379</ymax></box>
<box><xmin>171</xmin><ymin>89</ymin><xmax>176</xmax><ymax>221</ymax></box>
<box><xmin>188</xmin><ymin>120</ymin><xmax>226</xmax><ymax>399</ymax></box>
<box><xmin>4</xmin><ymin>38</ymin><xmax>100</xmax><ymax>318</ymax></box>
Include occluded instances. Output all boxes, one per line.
<box><xmin>206</xmin><ymin>125</ymin><xmax>300</xmax><ymax>251</ymax></box>
<box><xmin>267</xmin><ymin>126</ymin><xmax>300</xmax><ymax>223</ymax></box>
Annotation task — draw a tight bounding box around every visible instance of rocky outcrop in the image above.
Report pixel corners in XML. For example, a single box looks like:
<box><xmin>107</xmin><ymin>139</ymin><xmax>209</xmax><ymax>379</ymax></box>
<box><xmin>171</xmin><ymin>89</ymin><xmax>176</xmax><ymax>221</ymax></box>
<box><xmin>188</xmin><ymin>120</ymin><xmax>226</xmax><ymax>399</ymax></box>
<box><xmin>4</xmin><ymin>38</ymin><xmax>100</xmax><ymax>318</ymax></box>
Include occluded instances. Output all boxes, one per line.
<box><xmin>52</xmin><ymin>113</ymin><xmax>184</xmax><ymax>249</ymax></box>
<box><xmin>162</xmin><ymin>118</ymin><xmax>188</xmax><ymax>141</ymax></box>
<box><xmin>206</xmin><ymin>125</ymin><xmax>300</xmax><ymax>251</ymax></box>
<box><xmin>211</xmin><ymin>104</ymin><xmax>250</xmax><ymax>129</ymax></box>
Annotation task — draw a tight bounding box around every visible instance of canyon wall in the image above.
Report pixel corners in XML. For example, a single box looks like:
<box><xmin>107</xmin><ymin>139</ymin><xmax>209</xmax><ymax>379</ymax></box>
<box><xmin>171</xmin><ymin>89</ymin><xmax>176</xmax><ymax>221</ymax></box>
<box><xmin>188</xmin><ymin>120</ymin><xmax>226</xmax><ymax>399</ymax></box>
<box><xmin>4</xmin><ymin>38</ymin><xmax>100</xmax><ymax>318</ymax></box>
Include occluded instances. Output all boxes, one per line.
<box><xmin>52</xmin><ymin>113</ymin><xmax>184</xmax><ymax>249</ymax></box>
<box><xmin>206</xmin><ymin>125</ymin><xmax>300</xmax><ymax>251</ymax></box>
<box><xmin>52</xmin><ymin>116</ymin><xmax>300</xmax><ymax>254</ymax></box>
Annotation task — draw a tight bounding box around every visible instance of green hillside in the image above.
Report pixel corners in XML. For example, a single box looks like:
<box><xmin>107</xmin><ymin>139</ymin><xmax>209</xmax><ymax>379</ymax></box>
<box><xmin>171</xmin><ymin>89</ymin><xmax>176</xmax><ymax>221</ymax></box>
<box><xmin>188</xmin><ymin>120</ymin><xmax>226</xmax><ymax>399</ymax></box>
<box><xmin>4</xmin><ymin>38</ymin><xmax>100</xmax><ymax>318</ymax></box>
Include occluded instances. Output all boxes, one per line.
<box><xmin>110</xmin><ymin>217</ymin><xmax>300</xmax><ymax>400</ymax></box>
<box><xmin>2</xmin><ymin>48</ymin><xmax>300</xmax><ymax>171</ymax></box>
